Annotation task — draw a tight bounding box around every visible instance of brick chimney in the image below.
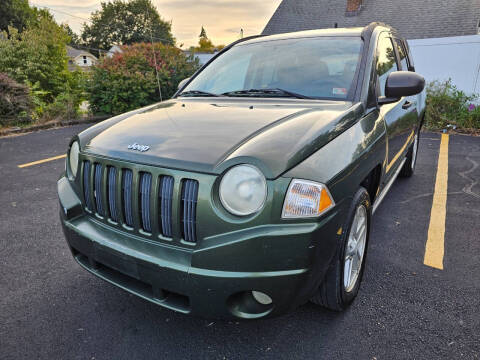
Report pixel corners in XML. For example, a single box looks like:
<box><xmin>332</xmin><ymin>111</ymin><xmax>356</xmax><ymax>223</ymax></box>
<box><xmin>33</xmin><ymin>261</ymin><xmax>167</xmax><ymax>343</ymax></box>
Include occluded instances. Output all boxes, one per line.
<box><xmin>346</xmin><ymin>0</ymin><xmax>364</xmax><ymax>16</ymax></box>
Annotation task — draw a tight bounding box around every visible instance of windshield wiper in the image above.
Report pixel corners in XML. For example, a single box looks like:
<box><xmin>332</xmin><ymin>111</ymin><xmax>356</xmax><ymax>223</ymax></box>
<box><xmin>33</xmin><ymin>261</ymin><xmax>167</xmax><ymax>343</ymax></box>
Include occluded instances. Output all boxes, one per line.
<box><xmin>222</xmin><ymin>88</ymin><xmax>313</xmax><ymax>99</ymax></box>
<box><xmin>179</xmin><ymin>90</ymin><xmax>223</xmax><ymax>97</ymax></box>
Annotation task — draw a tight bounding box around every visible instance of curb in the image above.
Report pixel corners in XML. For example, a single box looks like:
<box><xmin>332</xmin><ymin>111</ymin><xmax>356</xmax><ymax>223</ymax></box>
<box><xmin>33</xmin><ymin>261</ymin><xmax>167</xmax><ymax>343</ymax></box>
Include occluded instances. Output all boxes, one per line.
<box><xmin>0</xmin><ymin>116</ymin><xmax>110</xmax><ymax>137</ymax></box>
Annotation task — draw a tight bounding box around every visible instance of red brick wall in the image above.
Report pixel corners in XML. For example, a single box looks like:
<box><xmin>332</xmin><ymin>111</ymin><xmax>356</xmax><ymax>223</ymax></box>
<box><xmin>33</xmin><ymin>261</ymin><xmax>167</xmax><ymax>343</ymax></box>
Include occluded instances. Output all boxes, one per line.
<box><xmin>346</xmin><ymin>0</ymin><xmax>363</xmax><ymax>12</ymax></box>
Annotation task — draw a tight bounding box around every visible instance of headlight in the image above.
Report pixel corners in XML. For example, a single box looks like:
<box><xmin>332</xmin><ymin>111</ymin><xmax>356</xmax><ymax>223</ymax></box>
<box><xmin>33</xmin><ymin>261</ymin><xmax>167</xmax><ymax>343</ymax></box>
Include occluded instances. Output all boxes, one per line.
<box><xmin>68</xmin><ymin>141</ymin><xmax>80</xmax><ymax>178</ymax></box>
<box><xmin>282</xmin><ymin>179</ymin><xmax>334</xmax><ymax>218</ymax></box>
<box><xmin>219</xmin><ymin>165</ymin><xmax>267</xmax><ymax>216</ymax></box>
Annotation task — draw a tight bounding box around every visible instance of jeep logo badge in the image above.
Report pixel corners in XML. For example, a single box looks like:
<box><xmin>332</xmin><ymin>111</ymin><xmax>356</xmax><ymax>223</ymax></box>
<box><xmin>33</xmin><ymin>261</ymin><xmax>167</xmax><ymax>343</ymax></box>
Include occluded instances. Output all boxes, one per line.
<box><xmin>127</xmin><ymin>143</ymin><xmax>150</xmax><ymax>152</ymax></box>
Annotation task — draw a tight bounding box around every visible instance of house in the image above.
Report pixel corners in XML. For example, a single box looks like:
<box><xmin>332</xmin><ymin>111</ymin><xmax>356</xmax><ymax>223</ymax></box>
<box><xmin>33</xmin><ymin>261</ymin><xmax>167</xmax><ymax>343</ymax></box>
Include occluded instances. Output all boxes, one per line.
<box><xmin>106</xmin><ymin>45</ymin><xmax>123</xmax><ymax>58</ymax></box>
<box><xmin>263</xmin><ymin>0</ymin><xmax>480</xmax><ymax>40</ymax></box>
<box><xmin>67</xmin><ymin>46</ymin><xmax>98</xmax><ymax>71</ymax></box>
<box><xmin>183</xmin><ymin>51</ymin><xmax>218</xmax><ymax>66</ymax></box>
<box><xmin>263</xmin><ymin>0</ymin><xmax>480</xmax><ymax>96</ymax></box>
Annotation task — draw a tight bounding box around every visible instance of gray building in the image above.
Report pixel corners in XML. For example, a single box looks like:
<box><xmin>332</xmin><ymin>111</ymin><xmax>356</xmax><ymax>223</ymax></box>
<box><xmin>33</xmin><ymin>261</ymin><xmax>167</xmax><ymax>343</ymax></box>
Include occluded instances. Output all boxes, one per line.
<box><xmin>263</xmin><ymin>0</ymin><xmax>480</xmax><ymax>39</ymax></box>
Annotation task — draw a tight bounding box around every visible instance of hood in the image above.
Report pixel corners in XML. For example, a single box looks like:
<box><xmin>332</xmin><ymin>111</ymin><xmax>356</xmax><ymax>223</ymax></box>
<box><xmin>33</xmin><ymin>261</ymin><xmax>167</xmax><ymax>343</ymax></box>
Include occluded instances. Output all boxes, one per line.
<box><xmin>82</xmin><ymin>98</ymin><xmax>361</xmax><ymax>179</ymax></box>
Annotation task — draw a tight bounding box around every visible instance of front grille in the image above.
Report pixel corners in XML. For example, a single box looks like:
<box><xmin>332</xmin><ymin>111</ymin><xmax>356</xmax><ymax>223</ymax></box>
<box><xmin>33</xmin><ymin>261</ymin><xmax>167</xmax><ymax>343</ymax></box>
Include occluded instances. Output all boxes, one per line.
<box><xmin>139</xmin><ymin>172</ymin><xmax>152</xmax><ymax>232</ymax></box>
<box><xmin>159</xmin><ymin>176</ymin><xmax>174</xmax><ymax>237</ymax></box>
<box><xmin>122</xmin><ymin>169</ymin><xmax>134</xmax><ymax>227</ymax></box>
<box><xmin>81</xmin><ymin>160</ymin><xmax>200</xmax><ymax>244</ymax></box>
<box><xmin>94</xmin><ymin>163</ymin><xmax>104</xmax><ymax>216</ymax></box>
<box><xmin>83</xmin><ymin>161</ymin><xmax>92</xmax><ymax>211</ymax></box>
<box><xmin>181</xmin><ymin>179</ymin><xmax>199</xmax><ymax>243</ymax></box>
<box><xmin>107</xmin><ymin>167</ymin><xmax>118</xmax><ymax>222</ymax></box>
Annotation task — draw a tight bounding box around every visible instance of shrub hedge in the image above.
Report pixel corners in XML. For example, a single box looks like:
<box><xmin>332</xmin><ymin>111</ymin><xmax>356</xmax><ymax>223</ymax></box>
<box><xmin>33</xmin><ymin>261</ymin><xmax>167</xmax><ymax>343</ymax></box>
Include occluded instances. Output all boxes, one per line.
<box><xmin>88</xmin><ymin>42</ymin><xmax>200</xmax><ymax>115</ymax></box>
<box><xmin>425</xmin><ymin>80</ymin><xmax>480</xmax><ymax>130</ymax></box>
<box><xmin>0</xmin><ymin>72</ymin><xmax>33</xmax><ymax>126</ymax></box>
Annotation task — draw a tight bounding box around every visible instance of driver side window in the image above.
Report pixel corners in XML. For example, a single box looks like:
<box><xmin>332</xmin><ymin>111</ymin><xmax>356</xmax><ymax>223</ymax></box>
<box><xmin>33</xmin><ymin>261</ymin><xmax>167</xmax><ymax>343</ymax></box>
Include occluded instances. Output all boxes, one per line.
<box><xmin>376</xmin><ymin>34</ymin><xmax>398</xmax><ymax>97</ymax></box>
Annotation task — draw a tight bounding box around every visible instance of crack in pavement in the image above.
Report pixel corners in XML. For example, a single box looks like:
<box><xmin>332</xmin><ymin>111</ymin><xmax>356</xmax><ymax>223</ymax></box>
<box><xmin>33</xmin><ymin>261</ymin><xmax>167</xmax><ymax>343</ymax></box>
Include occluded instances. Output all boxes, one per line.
<box><xmin>458</xmin><ymin>156</ymin><xmax>480</xmax><ymax>200</ymax></box>
<box><xmin>398</xmin><ymin>192</ymin><xmax>465</xmax><ymax>204</ymax></box>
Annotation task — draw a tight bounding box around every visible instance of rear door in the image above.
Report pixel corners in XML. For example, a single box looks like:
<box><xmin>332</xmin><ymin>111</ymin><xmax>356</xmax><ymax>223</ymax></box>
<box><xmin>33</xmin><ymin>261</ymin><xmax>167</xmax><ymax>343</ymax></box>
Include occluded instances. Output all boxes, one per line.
<box><xmin>376</xmin><ymin>33</ymin><xmax>417</xmax><ymax>180</ymax></box>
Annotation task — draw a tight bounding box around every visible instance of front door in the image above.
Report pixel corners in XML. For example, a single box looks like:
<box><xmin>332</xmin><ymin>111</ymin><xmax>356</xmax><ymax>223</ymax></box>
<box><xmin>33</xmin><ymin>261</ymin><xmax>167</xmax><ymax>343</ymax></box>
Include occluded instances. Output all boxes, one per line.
<box><xmin>376</xmin><ymin>33</ymin><xmax>417</xmax><ymax>180</ymax></box>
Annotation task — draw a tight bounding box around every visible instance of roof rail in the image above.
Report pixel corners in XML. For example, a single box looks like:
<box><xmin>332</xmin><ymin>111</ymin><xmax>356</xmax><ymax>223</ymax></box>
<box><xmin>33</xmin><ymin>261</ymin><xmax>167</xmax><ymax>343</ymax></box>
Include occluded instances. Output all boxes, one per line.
<box><xmin>361</xmin><ymin>22</ymin><xmax>396</xmax><ymax>39</ymax></box>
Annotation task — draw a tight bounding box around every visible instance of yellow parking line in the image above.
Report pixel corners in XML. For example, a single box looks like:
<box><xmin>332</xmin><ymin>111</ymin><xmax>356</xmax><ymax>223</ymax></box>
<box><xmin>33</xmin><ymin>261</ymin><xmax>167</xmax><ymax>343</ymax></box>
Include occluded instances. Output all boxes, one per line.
<box><xmin>18</xmin><ymin>154</ymin><xmax>66</xmax><ymax>168</ymax></box>
<box><xmin>424</xmin><ymin>134</ymin><xmax>449</xmax><ymax>270</ymax></box>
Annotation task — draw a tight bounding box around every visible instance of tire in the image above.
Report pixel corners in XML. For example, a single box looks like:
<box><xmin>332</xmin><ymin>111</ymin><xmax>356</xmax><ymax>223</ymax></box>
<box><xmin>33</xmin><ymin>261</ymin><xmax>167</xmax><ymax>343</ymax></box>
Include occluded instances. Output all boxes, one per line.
<box><xmin>400</xmin><ymin>132</ymin><xmax>420</xmax><ymax>178</ymax></box>
<box><xmin>311</xmin><ymin>187</ymin><xmax>371</xmax><ymax>311</ymax></box>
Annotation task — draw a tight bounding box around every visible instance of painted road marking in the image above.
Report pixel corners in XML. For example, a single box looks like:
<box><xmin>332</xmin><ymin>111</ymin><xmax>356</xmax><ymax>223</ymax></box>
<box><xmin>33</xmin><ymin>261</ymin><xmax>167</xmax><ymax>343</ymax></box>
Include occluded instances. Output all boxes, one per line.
<box><xmin>18</xmin><ymin>154</ymin><xmax>66</xmax><ymax>168</ymax></box>
<box><xmin>424</xmin><ymin>134</ymin><xmax>449</xmax><ymax>270</ymax></box>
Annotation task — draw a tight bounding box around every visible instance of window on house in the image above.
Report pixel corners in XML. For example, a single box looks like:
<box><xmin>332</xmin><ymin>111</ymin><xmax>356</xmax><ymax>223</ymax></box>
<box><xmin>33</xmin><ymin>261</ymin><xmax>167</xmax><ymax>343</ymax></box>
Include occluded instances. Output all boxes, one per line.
<box><xmin>376</xmin><ymin>34</ymin><xmax>398</xmax><ymax>97</ymax></box>
<box><xmin>83</xmin><ymin>56</ymin><xmax>87</xmax><ymax>65</ymax></box>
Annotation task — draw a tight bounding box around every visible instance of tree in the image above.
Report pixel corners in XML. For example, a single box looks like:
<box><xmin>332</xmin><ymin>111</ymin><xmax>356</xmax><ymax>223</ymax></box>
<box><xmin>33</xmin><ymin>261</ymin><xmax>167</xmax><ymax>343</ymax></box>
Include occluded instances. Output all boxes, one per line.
<box><xmin>199</xmin><ymin>26</ymin><xmax>207</xmax><ymax>39</ymax></box>
<box><xmin>82</xmin><ymin>0</ymin><xmax>175</xmax><ymax>52</ymax></box>
<box><xmin>197</xmin><ymin>37</ymin><xmax>215</xmax><ymax>53</ymax></box>
<box><xmin>0</xmin><ymin>72</ymin><xmax>33</xmax><ymax>125</ymax></box>
<box><xmin>88</xmin><ymin>42</ymin><xmax>199</xmax><ymax>115</ymax></box>
<box><xmin>0</xmin><ymin>10</ymin><xmax>87</xmax><ymax>122</ymax></box>
<box><xmin>0</xmin><ymin>0</ymin><xmax>35</xmax><ymax>34</ymax></box>
<box><xmin>62</xmin><ymin>24</ymin><xmax>82</xmax><ymax>46</ymax></box>
<box><xmin>192</xmin><ymin>27</ymin><xmax>225</xmax><ymax>53</ymax></box>
<box><xmin>0</xmin><ymin>14</ymin><xmax>71</xmax><ymax>102</ymax></box>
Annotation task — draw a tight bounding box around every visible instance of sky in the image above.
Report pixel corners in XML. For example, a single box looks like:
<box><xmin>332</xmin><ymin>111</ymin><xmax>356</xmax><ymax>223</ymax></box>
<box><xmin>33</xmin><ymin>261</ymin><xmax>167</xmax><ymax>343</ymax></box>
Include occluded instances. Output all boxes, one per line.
<box><xmin>29</xmin><ymin>0</ymin><xmax>282</xmax><ymax>48</ymax></box>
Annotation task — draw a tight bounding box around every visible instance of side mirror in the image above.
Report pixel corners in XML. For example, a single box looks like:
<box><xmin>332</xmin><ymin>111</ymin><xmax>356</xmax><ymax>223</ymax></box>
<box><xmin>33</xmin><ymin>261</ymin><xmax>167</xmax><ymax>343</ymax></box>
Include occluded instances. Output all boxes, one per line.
<box><xmin>178</xmin><ymin>77</ymin><xmax>190</xmax><ymax>90</ymax></box>
<box><xmin>378</xmin><ymin>71</ymin><xmax>425</xmax><ymax>105</ymax></box>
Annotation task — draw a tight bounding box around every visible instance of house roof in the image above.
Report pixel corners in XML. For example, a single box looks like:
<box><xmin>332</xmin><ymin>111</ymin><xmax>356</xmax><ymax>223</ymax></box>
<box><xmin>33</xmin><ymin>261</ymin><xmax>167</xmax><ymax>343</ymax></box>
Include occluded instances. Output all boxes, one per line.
<box><xmin>263</xmin><ymin>0</ymin><xmax>480</xmax><ymax>39</ymax></box>
<box><xmin>66</xmin><ymin>46</ymin><xmax>98</xmax><ymax>60</ymax></box>
<box><xmin>108</xmin><ymin>45</ymin><xmax>123</xmax><ymax>53</ymax></box>
<box><xmin>244</xmin><ymin>27</ymin><xmax>365</xmax><ymax>45</ymax></box>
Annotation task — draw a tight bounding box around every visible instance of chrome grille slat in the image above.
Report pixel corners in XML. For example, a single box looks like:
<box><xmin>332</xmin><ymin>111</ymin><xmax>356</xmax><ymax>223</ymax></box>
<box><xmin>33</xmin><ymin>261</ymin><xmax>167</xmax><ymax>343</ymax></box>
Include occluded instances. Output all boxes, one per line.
<box><xmin>182</xmin><ymin>179</ymin><xmax>199</xmax><ymax>243</ymax></box>
<box><xmin>83</xmin><ymin>161</ymin><xmax>92</xmax><ymax>210</ymax></box>
<box><xmin>122</xmin><ymin>169</ymin><xmax>134</xmax><ymax>227</ymax></box>
<box><xmin>94</xmin><ymin>163</ymin><xmax>104</xmax><ymax>216</ymax></box>
<box><xmin>107</xmin><ymin>167</ymin><xmax>118</xmax><ymax>222</ymax></box>
<box><xmin>159</xmin><ymin>176</ymin><xmax>174</xmax><ymax>237</ymax></box>
<box><xmin>140</xmin><ymin>173</ymin><xmax>152</xmax><ymax>232</ymax></box>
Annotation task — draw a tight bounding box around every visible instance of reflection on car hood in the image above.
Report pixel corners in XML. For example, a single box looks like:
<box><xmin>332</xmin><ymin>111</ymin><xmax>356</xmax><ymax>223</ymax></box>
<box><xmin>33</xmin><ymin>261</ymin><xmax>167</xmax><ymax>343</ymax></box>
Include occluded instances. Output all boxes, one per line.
<box><xmin>81</xmin><ymin>98</ymin><xmax>361</xmax><ymax>178</ymax></box>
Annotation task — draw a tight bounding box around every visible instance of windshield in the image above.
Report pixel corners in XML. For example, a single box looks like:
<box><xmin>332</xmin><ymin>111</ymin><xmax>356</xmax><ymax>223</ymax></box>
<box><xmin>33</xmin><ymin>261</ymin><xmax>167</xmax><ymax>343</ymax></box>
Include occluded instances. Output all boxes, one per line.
<box><xmin>181</xmin><ymin>37</ymin><xmax>363</xmax><ymax>100</ymax></box>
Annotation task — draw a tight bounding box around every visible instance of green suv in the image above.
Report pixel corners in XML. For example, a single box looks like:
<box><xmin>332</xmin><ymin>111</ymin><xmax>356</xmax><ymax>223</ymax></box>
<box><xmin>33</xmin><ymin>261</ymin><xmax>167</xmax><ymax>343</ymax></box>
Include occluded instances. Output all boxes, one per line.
<box><xmin>58</xmin><ymin>23</ymin><xmax>426</xmax><ymax>319</ymax></box>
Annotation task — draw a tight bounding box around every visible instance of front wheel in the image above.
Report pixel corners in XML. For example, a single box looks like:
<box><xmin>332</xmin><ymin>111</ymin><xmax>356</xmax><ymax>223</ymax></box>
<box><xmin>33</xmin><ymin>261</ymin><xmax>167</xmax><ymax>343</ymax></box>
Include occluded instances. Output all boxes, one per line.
<box><xmin>311</xmin><ymin>187</ymin><xmax>371</xmax><ymax>311</ymax></box>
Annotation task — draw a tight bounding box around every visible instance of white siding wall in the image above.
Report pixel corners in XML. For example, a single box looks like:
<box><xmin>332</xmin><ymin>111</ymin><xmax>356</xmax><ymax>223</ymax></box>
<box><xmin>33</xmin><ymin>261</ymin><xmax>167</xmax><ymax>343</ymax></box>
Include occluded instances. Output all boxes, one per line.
<box><xmin>74</xmin><ymin>55</ymin><xmax>96</xmax><ymax>67</ymax></box>
<box><xmin>408</xmin><ymin>35</ymin><xmax>480</xmax><ymax>98</ymax></box>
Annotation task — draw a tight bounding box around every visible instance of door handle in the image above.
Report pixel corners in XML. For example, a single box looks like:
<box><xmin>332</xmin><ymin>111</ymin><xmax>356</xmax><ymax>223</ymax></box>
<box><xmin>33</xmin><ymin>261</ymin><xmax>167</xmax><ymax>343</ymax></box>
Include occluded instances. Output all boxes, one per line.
<box><xmin>402</xmin><ymin>101</ymin><xmax>413</xmax><ymax>109</ymax></box>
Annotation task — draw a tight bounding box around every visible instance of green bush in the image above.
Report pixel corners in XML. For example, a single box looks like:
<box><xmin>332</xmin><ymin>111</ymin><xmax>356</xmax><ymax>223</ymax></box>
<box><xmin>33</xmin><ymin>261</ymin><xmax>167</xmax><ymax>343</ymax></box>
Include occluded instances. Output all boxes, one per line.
<box><xmin>0</xmin><ymin>72</ymin><xmax>33</xmax><ymax>126</ymax></box>
<box><xmin>0</xmin><ymin>11</ymin><xmax>87</xmax><ymax>124</ymax></box>
<box><xmin>425</xmin><ymin>80</ymin><xmax>480</xmax><ymax>130</ymax></box>
<box><xmin>0</xmin><ymin>15</ymin><xmax>71</xmax><ymax>104</ymax></box>
<box><xmin>88</xmin><ymin>42</ymin><xmax>199</xmax><ymax>115</ymax></box>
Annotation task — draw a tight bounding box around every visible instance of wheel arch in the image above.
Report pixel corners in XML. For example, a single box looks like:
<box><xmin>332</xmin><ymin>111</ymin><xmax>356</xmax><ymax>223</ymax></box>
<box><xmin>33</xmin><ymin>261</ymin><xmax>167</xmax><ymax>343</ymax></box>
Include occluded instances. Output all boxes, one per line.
<box><xmin>360</xmin><ymin>164</ymin><xmax>382</xmax><ymax>204</ymax></box>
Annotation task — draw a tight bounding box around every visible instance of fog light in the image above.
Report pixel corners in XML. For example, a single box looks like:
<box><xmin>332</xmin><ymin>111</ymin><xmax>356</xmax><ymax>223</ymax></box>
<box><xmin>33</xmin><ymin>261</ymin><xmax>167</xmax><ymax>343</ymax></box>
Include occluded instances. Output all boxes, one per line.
<box><xmin>252</xmin><ymin>291</ymin><xmax>272</xmax><ymax>305</ymax></box>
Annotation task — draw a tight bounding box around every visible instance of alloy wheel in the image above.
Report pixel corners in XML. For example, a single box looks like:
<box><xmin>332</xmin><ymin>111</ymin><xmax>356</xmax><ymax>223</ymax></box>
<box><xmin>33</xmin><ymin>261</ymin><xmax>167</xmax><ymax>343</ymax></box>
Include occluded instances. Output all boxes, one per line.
<box><xmin>344</xmin><ymin>205</ymin><xmax>368</xmax><ymax>293</ymax></box>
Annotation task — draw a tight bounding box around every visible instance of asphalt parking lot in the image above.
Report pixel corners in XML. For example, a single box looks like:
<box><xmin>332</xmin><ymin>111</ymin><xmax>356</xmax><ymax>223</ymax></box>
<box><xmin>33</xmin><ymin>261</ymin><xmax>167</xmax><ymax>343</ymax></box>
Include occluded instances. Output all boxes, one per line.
<box><xmin>1</xmin><ymin>124</ymin><xmax>479</xmax><ymax>359</ymax></box>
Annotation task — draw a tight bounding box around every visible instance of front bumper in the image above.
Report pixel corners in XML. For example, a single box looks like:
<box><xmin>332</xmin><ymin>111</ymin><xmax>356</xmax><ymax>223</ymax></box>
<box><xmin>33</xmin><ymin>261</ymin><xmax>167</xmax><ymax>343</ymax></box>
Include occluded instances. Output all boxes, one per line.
<box><xmin>59</xmin><ymin>176</ymin><xmax>345</xmax><ymax>319</ymax></box>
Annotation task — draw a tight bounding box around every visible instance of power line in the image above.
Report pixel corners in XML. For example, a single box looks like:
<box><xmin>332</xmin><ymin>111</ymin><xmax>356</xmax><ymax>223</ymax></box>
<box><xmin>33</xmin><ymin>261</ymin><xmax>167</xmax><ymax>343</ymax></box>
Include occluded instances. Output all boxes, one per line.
<box><xmin>146</xmin><ymin>5</ymin><xmax>163</xmax><ymax>101</ymax></box>
<box><xmin>36</xmin><ymin>5</ymin><xmax>91</xmax><ymax>22</ymax></box>
<box><xmin>70</xmin><ymin>44</ymin><xmax>114</xmax><ymax>54</ymax></box>
<box><xmin>35</xmin><ymin>4</ymin><xmax>174</xmax><ymax>44</ymax></box>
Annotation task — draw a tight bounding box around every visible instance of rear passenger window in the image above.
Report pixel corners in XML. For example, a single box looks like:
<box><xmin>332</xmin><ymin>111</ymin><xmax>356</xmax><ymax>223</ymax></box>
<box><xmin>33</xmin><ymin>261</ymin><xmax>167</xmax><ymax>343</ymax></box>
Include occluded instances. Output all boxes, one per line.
<box><xmin>394</xmin><ymin>39</ymin><xmax>409</xmax><ymax>71</ymax></box>
<box><xmin>376</xmin><ymin>35</ymin><xmax>398</xmax><ymax>97</ymax></box>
